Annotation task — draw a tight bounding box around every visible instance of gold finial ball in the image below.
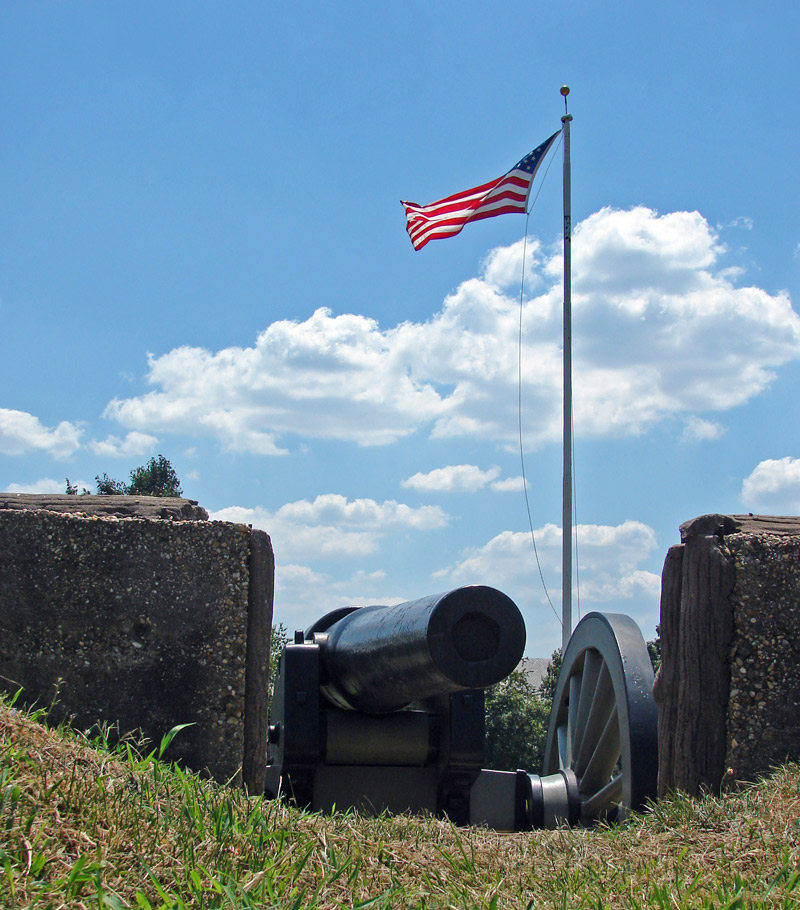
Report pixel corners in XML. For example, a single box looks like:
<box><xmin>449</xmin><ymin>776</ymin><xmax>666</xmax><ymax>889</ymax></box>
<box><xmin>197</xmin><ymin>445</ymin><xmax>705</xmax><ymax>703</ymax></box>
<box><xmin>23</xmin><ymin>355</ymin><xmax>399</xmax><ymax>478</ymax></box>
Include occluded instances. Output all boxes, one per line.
<box><xmin>560</xmin><ymin>85</ymin><xmax>570</xmax><ymax>96</ymax></box>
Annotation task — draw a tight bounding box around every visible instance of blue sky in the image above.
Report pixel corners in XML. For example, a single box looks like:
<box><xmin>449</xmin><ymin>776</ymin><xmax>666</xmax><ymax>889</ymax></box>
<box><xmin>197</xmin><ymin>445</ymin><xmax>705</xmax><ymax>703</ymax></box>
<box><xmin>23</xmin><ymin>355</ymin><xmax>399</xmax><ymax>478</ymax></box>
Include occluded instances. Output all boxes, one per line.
<box><xmin>2</xmin><ymin>2</ymin><xmax>799</xmax><ymax>655</ymax></box>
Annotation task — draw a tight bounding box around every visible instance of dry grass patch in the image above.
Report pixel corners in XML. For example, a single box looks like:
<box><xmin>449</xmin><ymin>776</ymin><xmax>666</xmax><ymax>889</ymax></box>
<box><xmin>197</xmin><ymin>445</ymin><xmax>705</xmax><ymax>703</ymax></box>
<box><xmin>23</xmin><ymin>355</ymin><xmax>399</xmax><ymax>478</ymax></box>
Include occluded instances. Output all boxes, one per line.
<box><xmin>1</xmin><ymin>692</ymin><xmax>799</xmax><ymax>908</ymax></box>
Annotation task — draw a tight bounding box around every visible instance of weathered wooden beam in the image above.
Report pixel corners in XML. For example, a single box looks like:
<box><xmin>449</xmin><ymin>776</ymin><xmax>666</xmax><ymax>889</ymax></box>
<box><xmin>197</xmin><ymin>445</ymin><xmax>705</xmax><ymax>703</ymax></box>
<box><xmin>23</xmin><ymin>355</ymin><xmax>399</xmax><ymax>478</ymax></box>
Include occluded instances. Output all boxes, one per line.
<box><xmin>655</xmin><ymin>514</ymin><xmax>800</xmax><ymax>797</ymax></box>
<box><xmin>0</xmin><ymin>493</ymin><xmax>208</xmax><ymax>521</ymax></box>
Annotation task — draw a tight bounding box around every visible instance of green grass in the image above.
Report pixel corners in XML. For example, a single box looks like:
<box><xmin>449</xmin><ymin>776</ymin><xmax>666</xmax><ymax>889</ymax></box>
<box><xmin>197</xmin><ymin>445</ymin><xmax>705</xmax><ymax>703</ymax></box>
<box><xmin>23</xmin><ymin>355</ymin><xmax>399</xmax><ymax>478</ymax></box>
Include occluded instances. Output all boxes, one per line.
<box><xmin>1</xmin><ymin>691</ymin><xmax>799</xmax><ymax>909</ymax></box>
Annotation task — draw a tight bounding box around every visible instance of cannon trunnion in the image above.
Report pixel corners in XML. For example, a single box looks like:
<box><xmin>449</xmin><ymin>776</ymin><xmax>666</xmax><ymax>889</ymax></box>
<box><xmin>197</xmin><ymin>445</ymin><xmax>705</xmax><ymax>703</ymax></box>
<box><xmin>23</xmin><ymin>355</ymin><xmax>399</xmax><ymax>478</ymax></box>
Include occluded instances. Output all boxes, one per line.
<box><xmin>265</xmin><ymin>588</ymin><xmax>659</xmax><ymax>830</ymax></box>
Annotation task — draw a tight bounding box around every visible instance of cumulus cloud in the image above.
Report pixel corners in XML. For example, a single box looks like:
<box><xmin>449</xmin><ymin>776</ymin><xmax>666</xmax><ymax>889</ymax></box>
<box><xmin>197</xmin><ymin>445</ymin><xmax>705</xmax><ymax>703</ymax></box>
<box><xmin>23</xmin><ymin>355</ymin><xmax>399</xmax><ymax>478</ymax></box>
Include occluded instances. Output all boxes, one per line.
<box><xmin>720</xmin><ymin>216</ymin><xmax>753</xmax><ymax>231</ymax></box>
<box><xmin>212</xmin><ymin>496</ymin><xmax>446</xmax><ymax>629</ymax></box>
<box><xmin>212</xmin><ymin>505</ymin><xmax>381</xmax><ymax>559</ymax></box>
<box><xmin>401</xmin><ymin>464</ymin><xmax>525</xmax><ymax>494</ymax></box>
<box><xmin>103</xmin><ymin>206</ymin><xmax>800</xmax><ymax>454</ymax></box>
<box><xmin>490</xmin><ymin>475</ymin><xmax>525</xmax><ymax>493</ymax></box>
<box><xmin>438</xmin><ymin>519</ymin><xmax>661</xmax><ymax>612</ymax></box>
<box><xmin>741</xmin><ymin>457</ymin><xmax>800</xmax><ymax>513</ymax></box>
<box><xmin>210</xmin><ymin>494</ymin><xmax>448</xmax><ymax>563</ymax></box>
<box><xmin>681</xmin><ymin>416</ymin><xmax>726</xmax><ymax>443</ymax></box>
<box><xmin>104</xmin><ymin>309</ymin><xmax>443</xmax><ymax>451</ymax></box>
<box><xmin>3</xmin><ymin>477</ymin><xmax>67</xmax><ymax>494</ymax></box>
<box><xmin>272</xmin><ymin>564</ymin><xmax>403</xmax><ymax>631</ymax></box>
<box><xmin>275</xmin><ymin>493</ymin><xmax>447</xmax><ymax>530</ymax></box>
<box><xmin>481</xmin><ymin>236</ymin><xmax>546</xmax><ymax>291</ymax></box>
<box><xmin>213</xmin><ymin>498</ymin><xmax>662</xmax><ymax>647</ymax></box>
<box><xmin>272</xmin><ymin>563</ymin><xmax>332</xmax><ymax>628</ymax></box>
<box><xmin>402</xmin><ymin>464</ymin><xmax>501</xmax><ymax>493</ymax></box>
<box><xmin>0</xmin><ymin>409</ymin><xmax>82</xmax><ymax>459</ymax></box>
<box><xmin>89</xmin><ymin>431</ymin><xmax>158</xmax><ymax>457</ymax></box>
<box><xmin>568</xmin><ymin>208</ymin><xmax>800</xmax><ymax>437</ymax></box>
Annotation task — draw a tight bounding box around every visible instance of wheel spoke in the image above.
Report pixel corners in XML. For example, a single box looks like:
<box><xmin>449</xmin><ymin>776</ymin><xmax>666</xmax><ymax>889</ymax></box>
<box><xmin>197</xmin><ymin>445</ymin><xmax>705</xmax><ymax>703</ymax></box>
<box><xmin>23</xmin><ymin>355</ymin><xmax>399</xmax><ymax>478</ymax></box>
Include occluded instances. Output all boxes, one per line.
<box><xmin>581</xmin><ymin>774</ymin><xmax>623</xmax><ymax>819</ymax></box>
<box><xmin>557</xmin><ymin>723</ymin><xmax>569</xmax><ymax>769</ymax></box>
<box><xmin>566</xmin><ymin>670</ymin><xmax>582</xmax><ymax>765</ymax></box>
<box><xmin>573</xmin><ymin>661</ymin><xmax>615</xmax><ymax>778</ymax></box>
<box><xmin>577</xmin><ymin>705</ymin><xmax>620</xmax><ymax>795</ymax></box>
<box><xmin>572</xmin><ymin>650</ymin><xmax>602</xmax><ymax>753</ymax></box>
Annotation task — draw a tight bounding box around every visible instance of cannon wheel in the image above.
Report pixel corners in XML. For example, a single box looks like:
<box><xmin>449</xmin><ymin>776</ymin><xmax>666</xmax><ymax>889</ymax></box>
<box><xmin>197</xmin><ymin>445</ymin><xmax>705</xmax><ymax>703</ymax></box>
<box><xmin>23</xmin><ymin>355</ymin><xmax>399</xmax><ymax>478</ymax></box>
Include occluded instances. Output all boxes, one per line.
<box><xmin>542</xmin><ymin>612</ymin><xmax>658</xmax><ymax>823</ymax></box>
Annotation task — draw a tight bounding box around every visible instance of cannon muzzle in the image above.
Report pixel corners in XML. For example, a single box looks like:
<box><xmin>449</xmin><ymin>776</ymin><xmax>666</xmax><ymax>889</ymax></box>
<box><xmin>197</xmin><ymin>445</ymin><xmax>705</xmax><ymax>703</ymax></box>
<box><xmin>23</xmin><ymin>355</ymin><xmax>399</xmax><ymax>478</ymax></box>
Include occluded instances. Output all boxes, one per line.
<box><xmin>310</xmin><ymin>585</ymin><xmax>526</xmax><ymax>713</ymax></box>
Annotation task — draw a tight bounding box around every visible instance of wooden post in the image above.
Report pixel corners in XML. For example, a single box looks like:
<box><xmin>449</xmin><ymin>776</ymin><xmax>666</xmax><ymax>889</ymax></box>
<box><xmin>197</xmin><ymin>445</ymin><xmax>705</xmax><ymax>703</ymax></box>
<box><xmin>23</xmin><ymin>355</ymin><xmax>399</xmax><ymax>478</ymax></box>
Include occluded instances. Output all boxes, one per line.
<box><xmin>242</xmin><ymin>529</ymin><xmax>274</xmax><ymax>794</ymax></box>
<box><xmin>655</xmin><ymin>514</ymin><xmax>800</xmax><ymax>797</ymax></box>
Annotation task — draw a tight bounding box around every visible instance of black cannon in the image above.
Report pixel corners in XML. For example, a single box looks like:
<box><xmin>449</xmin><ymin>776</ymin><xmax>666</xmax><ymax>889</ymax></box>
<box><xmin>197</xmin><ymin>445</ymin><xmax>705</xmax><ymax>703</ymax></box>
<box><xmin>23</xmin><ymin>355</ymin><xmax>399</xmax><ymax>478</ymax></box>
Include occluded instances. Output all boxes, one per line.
<box><xmin>265</xmin><ymin>586</ymin><xmax>658</xmax><ymax>829</ymax></box>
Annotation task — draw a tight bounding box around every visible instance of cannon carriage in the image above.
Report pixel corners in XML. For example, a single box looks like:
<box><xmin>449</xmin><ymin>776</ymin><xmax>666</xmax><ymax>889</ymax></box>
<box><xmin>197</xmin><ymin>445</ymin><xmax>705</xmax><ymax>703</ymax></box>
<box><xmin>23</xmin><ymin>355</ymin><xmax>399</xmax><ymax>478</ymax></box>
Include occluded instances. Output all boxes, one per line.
<box><xmin>265</xmin><ymin>585</ymin><xmax>658</xmax><ymax>830</ymax></box>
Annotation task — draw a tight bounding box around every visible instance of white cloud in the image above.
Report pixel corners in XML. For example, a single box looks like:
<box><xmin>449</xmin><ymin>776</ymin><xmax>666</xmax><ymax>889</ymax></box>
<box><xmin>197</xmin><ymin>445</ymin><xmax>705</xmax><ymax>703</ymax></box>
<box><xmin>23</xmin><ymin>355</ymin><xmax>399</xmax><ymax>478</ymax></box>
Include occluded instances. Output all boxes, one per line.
<box><xmin>4</xmin><ymin>477</ymin><xmax>67</xmax><ymax>494</ymax></box>
<box><xmin>490</xmin><ymin>475</ymin><xmax>525</xmax><ymax>493</ymax></box>
<box><xmin>212</xmin><ymin>506</ymin><xmax>379</xmax><ymax>559</ymax></box>
<box><xmin>89</xmin><ymin>431</ymin><xmax>158</xmax><ymax>457</ymax></box>
<box><xmin>216</xmin><ymin>501</ymin><xmax>662</xmax><ymax>652</ymax></box>
<box><xmin>103</xmin><ymin>206</ymin><xmax>800</xmax><ymax>454</ymax></box>
<box><xmin>104</xmin><ymin>309</ymin><xmax>443</xmax><ymax>451</ymax></box>
<box><xmin>210</xmin><ymin>494</ymin><xmax>448</xmax><ymax>563</ymax></box>
<box><xmin>262</xmin><ymin>517</ymin><xmax>663</xmax><ymax>653</ymax></box>
<box><xmin>741</xmin><ymin>457</ymin><xmax>800</xmax><ymax>513</ymax></box>
<box><xmin>0</xmin><ymin>409</ymin><xmax>82</xmax><ymax>459</ymax></box>
<box><xmin>273</xmin><ymin>563</ymin><xmax>331</xmax><ymax>629</ymax></box>
<box><xmin>481</xmin><ymin>236</ymin><xmax>545</xmax><ymax>291</ymax></box>
<box><xmin>718</xmin><ymin>216</ymin><xmax>753</xmax><ymax>231</ymax></box>
<box><xmin>681</xmin><ymin>416</ymin><xmax>726</xmax><ymax>443</ymax></box>
<box><xmin>402</xmin><ymin>464</ymin><xmax>501</xmax><ymax>493</ymax></box>
<box><xmin>439</xmin><ymin>519</ymin><xmax>661</xmax><ymax>611</ymax></box>
<box><xmin>275</xmin><ymin>493</ymin><xmax>448</xmax><ymax>530</ymax></box>
<box><xmin>568</xmin><ymin>208</ymin><xmax>800</xmax><ymax>438</ymax></box>
<box><xmin>271</xmin><ymin>563</ymin><xmax>403</xmax><ymax>632</ymax></box>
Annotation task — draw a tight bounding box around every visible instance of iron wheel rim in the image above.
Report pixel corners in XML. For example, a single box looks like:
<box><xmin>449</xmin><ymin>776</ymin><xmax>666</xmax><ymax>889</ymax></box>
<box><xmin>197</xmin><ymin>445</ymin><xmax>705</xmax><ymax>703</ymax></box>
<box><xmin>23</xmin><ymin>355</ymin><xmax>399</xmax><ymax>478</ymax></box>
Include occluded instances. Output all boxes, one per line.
<box><xmin>543</xmin><ymin>612</ymin><xmax>658</xmax><ymax>823</ymax></box>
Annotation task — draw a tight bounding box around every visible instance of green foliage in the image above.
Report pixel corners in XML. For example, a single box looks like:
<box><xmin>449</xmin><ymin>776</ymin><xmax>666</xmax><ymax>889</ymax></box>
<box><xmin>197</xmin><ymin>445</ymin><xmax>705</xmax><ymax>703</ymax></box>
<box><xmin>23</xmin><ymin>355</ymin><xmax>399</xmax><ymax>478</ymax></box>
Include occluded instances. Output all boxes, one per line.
<box><xmin>65</xmin><ymin>479</ymin><xmax>91</xmax><ymax>495</ymax></box>
<box><xmin>537</xmin><ymin>648</ymin><xmax>562</xmax><ymax>703</ymax></box>
<box><xmin>95</xmin><ymin>455</ymin><xmax>183</xmax><ymax>497</ymax></box>
<box><xmin>127</xmin><ymin>455</ymin><xmax>183</xmax><ymax>497</ymax></box>
<box><xmin>484</xmin><ymin>668</ymin><xmax>551</xmax><ymax>773</ymax></box>
<box><xmin>648</xmin><ymin>625</ymin><xmax>662</xmax><ymax>674</ymax></box>
<box><xmin>269</xmin><ymin>622</ymin><xmax>289</xmax><ymax>700</ymax></box>
<box><xmin>484</xmin><ymin>649</ymin><xmax>562</xmax><ymax>774</ymax></box>
<box><xmin>94</xmin><ymin>473</ymin><xmax>128</xmax><ymax>495</ymax></box>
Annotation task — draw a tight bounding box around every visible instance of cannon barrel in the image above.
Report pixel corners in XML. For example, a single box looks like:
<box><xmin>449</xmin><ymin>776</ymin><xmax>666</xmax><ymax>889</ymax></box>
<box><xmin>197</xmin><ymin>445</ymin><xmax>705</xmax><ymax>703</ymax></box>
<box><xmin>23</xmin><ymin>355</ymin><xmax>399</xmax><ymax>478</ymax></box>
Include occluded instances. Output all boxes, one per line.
<box><xmin>309</xmin><ymin>585</ymin><xmax>526</xmax><ymax>713</ymax></box>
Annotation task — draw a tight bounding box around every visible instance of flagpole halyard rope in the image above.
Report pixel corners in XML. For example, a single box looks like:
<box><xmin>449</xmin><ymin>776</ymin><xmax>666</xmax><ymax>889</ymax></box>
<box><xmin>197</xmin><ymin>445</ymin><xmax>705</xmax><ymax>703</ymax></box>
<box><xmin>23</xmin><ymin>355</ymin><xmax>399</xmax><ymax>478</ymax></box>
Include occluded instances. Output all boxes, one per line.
<box><xmin>518</xmin><ymin>213</ymin><xmax>559</xmax><ymax>625</ymax></box>
<box><xmin>401</xmin><ymin>122</ymin><xmax>568</xmax><ymax>633</ymax></box>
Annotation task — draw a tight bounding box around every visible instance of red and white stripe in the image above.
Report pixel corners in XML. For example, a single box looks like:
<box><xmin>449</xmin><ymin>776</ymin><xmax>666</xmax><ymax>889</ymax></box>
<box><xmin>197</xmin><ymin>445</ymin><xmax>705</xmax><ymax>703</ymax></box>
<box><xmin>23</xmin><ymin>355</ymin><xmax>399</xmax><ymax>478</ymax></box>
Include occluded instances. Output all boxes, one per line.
<box><xmin>401</xmin><ymin>134</ymin><xmax>558</xmax><ymax>251</ymax></box>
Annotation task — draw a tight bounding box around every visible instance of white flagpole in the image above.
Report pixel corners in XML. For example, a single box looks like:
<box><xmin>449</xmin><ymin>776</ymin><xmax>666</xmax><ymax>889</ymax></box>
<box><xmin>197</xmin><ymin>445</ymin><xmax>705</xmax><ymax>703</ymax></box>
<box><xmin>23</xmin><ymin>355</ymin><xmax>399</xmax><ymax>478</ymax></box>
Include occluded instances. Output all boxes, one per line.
<box><xmin>560</xmin><ymin>86</ymin><xmax>573</xmax><ymax>652</ymax></box>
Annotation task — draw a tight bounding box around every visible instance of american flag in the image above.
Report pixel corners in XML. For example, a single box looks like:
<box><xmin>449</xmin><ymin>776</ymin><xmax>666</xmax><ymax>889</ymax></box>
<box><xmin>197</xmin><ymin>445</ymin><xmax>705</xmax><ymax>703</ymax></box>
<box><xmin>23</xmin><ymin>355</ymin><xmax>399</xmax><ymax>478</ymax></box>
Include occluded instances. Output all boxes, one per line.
<box><xmin>401</xmin><ymin>131</ymin><xmax>560</xmax><ymax>251</ymax></box>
